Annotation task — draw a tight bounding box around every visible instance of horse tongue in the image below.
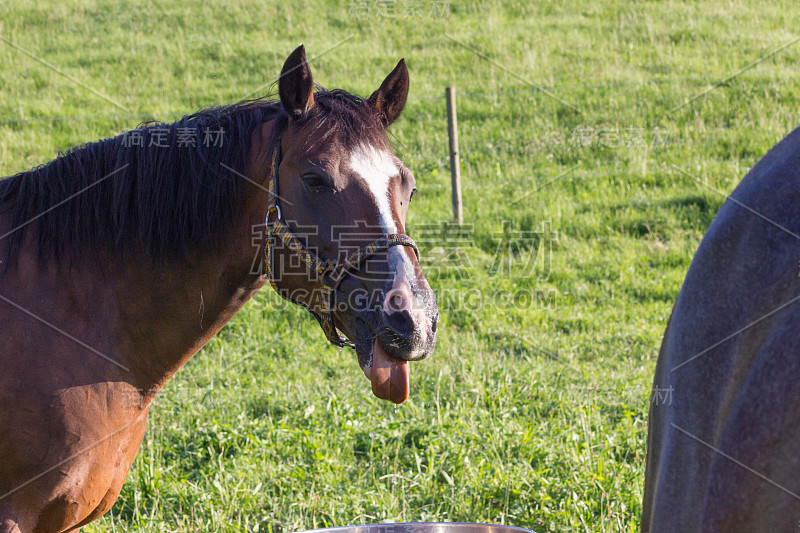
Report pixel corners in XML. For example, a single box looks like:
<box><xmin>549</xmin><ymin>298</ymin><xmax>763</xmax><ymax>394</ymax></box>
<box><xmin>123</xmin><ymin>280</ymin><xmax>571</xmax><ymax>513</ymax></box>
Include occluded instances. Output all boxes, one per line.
<box><xmin>365</xmin><ymin>339</ymin><xmax>409</xmax><ymax>404</ymax></box>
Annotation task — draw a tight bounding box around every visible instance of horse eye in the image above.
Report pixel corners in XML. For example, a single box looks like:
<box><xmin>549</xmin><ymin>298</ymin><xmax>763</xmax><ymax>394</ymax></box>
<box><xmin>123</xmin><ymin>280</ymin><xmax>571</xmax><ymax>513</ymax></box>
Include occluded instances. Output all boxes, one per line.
<box><xmin>303</xmin><ymin>173</ymin><xmax>332</xmax><ymax>192</ymax></box>
<box><xmin>409</xmin><ymin>188</ymin><xmax>417</xmax><ymax>202</ymax></box>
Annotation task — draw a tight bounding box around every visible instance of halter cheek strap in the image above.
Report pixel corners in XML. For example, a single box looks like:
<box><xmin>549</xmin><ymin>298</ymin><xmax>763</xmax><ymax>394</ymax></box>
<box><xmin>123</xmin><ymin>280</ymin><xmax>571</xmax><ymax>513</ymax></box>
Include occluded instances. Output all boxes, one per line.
<box><xmin>263</xmin><ymin>142</ymin><xmax>419</xmax><ymax>349</ymax></box>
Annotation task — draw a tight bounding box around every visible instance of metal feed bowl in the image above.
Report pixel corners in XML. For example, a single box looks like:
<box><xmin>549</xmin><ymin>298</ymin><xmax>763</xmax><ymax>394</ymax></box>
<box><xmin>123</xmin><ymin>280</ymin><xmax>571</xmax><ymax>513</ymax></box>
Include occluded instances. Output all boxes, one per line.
<box><xmin>299</xmin><ymin>523</ymin><xmax>533</xmax><ymax>533</ymax></box>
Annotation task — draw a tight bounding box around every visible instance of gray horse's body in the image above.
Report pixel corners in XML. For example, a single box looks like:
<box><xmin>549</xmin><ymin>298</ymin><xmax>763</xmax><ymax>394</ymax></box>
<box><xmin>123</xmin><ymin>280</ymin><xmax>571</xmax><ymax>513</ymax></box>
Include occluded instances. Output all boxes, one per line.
<box><xmin>643</xmin><ymin>126</ymin><xmax>800</xmax><ymax>532</ymax></box>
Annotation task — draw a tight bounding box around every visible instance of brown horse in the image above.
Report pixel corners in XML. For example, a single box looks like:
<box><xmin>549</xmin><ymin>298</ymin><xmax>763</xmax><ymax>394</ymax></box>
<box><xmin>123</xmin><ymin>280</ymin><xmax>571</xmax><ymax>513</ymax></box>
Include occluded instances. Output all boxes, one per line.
<box><xmin>642</xmin><ymin>126</ymin><xmax>800</xmax><ymax>531</ymax></box>
<box><xmin>0</xmin><ymin>46</ymin><xmax>438</xmax><ymax>532</ymax></box>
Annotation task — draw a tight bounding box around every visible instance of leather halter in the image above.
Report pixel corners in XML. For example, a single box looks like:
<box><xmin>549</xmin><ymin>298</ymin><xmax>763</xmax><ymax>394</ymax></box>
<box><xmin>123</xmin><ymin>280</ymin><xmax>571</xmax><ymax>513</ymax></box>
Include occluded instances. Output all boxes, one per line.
<box><xmin>263</xmin><ymin>142</ymin><xmax>419</xmax><ymax>348</ymax></box>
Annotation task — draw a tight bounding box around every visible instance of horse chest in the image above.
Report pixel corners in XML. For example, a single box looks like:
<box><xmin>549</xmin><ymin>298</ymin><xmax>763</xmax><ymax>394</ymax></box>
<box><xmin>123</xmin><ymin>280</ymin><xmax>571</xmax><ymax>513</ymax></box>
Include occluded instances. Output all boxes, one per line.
<box><xmin>0</xmin><ymin>383</ymin><xmax>149</xmax><ymax>532</ymax></box>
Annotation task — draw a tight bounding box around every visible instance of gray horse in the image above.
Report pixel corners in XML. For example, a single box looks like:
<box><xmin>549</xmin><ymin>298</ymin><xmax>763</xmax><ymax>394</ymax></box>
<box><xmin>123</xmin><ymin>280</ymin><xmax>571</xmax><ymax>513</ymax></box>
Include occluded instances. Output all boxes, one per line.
<box><xmin>643</xmin><ymin>127</ymin><xmax>800</xmax><ymax>531</ymax></box>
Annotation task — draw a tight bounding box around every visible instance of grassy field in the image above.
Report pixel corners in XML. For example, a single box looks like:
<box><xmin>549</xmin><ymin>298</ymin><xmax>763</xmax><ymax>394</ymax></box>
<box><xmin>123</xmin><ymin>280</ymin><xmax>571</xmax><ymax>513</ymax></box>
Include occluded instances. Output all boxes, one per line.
<box><xmin>2</xmin><ymin>1</ymin><xmax>800</xmax><ymax>531</ymax></box>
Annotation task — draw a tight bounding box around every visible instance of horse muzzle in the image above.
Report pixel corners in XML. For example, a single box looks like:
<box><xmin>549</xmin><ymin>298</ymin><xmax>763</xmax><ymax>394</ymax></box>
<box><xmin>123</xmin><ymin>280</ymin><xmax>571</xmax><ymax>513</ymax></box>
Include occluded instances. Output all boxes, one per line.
<box><xmin>350</xmin><ymin>276</ymin><xmax>438</xmax><ymax>404</ymax></box>
<box><xmin>377</xmin><ymin>281</ymin><xmax>438</xmax><ymax>362</ymax></box>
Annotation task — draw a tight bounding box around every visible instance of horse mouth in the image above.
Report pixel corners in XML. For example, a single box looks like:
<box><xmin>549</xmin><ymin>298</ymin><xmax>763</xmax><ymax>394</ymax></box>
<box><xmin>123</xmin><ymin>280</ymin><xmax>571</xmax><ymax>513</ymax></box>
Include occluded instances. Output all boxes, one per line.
<box><xmin>362</xmin><ymin>338</ymin><xmax>409</xmax><ymax>404</ymax></box>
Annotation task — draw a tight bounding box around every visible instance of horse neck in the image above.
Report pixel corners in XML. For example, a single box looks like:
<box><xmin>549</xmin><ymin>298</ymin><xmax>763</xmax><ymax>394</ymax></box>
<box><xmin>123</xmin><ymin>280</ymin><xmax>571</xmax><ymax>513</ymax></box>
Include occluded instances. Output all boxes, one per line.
<box><xmin>118</xmin><ymin>123</ymin><xmax>276</xmax><ymax>394</ymax></box>
<box><xmin>113</xmin><ymin>199</ymin><xmax>267</xmax><ymax>393</ymax></box>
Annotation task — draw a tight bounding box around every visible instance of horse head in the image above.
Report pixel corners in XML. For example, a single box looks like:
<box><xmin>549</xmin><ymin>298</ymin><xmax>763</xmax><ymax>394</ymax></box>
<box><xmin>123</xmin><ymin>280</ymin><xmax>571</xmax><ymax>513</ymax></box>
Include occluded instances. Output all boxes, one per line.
<box><xmin>264</xmin><ymin>46</ymin><xmax>439</xmax><ymax>404</ymax></box>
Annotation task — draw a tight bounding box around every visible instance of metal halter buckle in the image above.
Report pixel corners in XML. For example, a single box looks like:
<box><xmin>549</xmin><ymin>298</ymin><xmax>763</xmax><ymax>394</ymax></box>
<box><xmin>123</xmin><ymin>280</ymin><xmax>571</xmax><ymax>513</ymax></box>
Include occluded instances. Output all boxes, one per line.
<box><xmin>265</xmin><ymin>205</ymin><xmax>281</xmax><ymax>228</ymax></box>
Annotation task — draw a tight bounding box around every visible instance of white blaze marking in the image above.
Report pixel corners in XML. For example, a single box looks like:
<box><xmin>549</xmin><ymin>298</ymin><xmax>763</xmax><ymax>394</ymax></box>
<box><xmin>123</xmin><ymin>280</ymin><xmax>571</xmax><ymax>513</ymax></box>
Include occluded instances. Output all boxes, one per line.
<box><xmin>348</xmin><ymin>144</ymin><xmax>414</xmax><ymax>280</ymax></box>
<box><xmin>348</xmin><ymin>144</ymin><xmax>398</xmax><ymax>233</ymax></box>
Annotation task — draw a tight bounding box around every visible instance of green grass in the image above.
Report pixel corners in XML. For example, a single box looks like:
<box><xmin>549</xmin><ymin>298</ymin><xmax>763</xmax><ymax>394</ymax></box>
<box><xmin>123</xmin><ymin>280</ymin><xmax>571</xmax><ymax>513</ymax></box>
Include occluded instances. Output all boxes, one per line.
<box><xmin>2</xmin><ymin>0</ymin><xmax>800</xmax><ymax>530</ymax></box>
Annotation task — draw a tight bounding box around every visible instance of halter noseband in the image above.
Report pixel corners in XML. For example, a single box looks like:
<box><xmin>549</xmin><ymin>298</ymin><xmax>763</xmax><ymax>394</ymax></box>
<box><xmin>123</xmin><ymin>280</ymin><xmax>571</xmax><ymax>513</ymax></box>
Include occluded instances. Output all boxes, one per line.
<box><xmin>263</xmin><ymin>142</ymin><xmax>420</xmax><ymax>348</ymax></box>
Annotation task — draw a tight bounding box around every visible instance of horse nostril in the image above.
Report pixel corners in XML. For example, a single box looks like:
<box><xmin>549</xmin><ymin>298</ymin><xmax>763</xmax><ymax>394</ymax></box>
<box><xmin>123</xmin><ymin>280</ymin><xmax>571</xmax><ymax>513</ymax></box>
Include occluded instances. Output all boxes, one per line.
<box><xmin>384</xmin><ymin>288</ymin><xmax>411</xmax><ymax>315</ymax></box>
<box><xmin>388</xmin><ymin>292</ymin><xmax>404</xmax><ymax>312</ymax></box>
<box><xmin>431</xmin><ymin>315</ymin><xmax>438</xmax><ymax>334</ymax></box>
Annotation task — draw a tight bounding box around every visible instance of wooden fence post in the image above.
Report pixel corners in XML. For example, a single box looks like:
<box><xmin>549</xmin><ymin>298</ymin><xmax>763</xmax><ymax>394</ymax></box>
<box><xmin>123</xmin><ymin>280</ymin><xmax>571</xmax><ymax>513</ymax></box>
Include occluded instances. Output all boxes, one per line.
<box><xmin>446</xmin><ymin>86</ymin><xmax>463</xmax><ymax>225</ymax></box>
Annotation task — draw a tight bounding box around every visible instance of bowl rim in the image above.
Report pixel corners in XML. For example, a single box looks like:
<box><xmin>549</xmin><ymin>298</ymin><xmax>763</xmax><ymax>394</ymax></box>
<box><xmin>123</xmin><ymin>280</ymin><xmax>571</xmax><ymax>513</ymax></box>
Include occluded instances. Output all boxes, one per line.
<box><xmin>296</xmin><ymin>522</ymin><xmax>534</xmax><ymax>533</ymax></box>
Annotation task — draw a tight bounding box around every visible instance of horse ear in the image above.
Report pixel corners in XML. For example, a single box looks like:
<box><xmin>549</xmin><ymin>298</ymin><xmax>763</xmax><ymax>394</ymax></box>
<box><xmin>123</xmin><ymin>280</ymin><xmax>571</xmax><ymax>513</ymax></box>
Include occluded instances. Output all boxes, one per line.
<box><xmin>368</xmin><ymin>59</ymin><xmax>409</xmax><ymax>127</ymax></box>
<box><xmin>279</xmin><ymin>45</ymin><xmax>315</xmax><ymax>119</ymax></box>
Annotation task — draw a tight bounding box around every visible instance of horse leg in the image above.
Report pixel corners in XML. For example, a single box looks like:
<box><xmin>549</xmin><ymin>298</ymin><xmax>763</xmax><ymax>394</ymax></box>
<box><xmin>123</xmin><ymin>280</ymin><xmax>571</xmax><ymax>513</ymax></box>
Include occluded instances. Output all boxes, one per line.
<box><xmin>0</xmin><ymin>501</ymin><xmax>33</xmax><ymax>533</ymax></box>
<box><xmin>0</xmin><ymin>521</ymin><xmax>21</xmax><ymax>533</ymax></box>
<box><xmin>0</xmin><ymin>509</ymin><xmax>31</xmax><ymax>533</ymax></box>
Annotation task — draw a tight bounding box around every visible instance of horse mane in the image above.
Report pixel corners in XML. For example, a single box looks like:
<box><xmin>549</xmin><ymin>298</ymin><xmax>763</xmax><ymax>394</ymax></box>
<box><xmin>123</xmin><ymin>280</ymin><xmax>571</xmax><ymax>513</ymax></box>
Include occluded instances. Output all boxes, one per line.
<box><xmin>0</xmin><ymin>89</ymin><xmax>388</xmax><ymax>265</ymax></box>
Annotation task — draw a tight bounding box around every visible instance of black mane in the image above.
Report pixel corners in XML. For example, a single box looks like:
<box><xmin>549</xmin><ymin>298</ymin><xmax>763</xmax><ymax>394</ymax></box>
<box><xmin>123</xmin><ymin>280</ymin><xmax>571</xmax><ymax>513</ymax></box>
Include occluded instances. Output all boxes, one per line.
<box><xmin>0</xmin><ymin>90</ymin><xmax>388</xmax><ymax>265</ymax></box>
